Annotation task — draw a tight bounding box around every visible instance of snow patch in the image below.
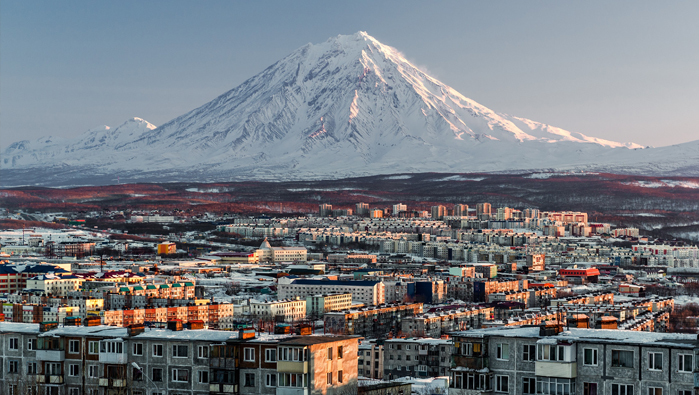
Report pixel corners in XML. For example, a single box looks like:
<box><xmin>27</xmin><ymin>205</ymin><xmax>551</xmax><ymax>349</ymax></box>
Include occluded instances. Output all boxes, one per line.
<box><xmin>432</xmin><ymin>175</ymin><xmax>485</xmax><ymax>182</ymax></box>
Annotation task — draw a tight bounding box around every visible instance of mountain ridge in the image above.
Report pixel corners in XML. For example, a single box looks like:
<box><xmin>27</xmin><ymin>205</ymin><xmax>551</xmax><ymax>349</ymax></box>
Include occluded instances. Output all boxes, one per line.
<box><xmin>2</xmin><ymin>31</ymin><xmax>697</xmax><ymax>187</ymax></box>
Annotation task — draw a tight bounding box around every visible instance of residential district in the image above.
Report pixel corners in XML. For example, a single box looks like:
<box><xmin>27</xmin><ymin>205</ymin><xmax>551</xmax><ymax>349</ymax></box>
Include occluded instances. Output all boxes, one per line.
<box><xmin>1</xmin><ymin>202</ymin><xmax>699</xmax><ymax>395</ymax></box>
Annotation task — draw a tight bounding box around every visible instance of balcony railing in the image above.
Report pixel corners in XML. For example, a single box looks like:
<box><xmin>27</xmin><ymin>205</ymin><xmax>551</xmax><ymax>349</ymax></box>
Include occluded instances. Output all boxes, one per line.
<box><xmin>535</xmin><ymin>361</ymin><xmax>577</xmax><ymax>378</ymax></box>
<box><xmin>99</xmin><ymin>353</ymin><xmax>127</xmax><ymax>364</ymax></box>
<box><xmin>35</xmin><ymin>350</ymin><xmax>65</xmax><ymax>361</ymax></box>
<box><xmin>276</xmin><ymin>388</ymin><xmax>308</xmax><ymax>395</ymax></box>
<box><xmin>277</xmin><ymin>361</ymin><xmax>308</xmax><ymax>373</ymax></box>
<box><xmin>36</xmin><ymin>375</ymin><xmax>64</xmax><ymax>384</ymax></box>
<box><xmin>99</xmin><ymin>378</ymin><xmax>126</xmax><ymax>387</ymax></box>
<box><xmin>209</xmin><ymin>384</ymin><xmax>237</xmax><ymax>393</ymax></box>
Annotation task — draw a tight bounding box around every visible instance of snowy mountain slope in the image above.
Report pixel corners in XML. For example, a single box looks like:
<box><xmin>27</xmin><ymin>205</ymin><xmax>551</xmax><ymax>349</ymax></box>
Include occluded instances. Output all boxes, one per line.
<box><xmin>1</xmin><ymin>32</ymin><xmax>696</xmax><ymax>187</ymax></box>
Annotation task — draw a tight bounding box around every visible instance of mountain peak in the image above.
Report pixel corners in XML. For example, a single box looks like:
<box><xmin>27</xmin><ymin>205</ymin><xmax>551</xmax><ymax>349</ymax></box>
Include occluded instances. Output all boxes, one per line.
<box><xmin>4</xmin><ymin>32</ymin><xmax>679</xmax><ymax>187</ymax></box>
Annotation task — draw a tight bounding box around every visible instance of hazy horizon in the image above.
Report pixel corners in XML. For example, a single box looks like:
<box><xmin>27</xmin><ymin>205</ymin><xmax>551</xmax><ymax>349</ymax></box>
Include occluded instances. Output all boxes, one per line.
<box><xmin>2</xmin><ymin>1</ymin><xmax>698</xmax><ymax>149</ymax></box>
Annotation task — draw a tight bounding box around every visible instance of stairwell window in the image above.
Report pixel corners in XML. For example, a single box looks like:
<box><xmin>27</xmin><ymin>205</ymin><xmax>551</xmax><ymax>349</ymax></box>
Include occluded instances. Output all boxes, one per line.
<box><xmin>583</xmin><ymin>348</ymin><xmax>598</xmax><ymax>366</ymax></box>
<box><xmin>496</xmin><ymin>343</ymin><xmax>509</xmax><ymax>361</ymax></box>
<box><xmin>648</xmin><ymin>352</ymin><xmax>663</xmax><ymax>371</ymax></box>
<box><xmin>173</xmin><ymin>345</ymin><xmax>188</xmax><ymax>358</ymax></box>
<box><xmin>679</xmin><ymin>354</ymin><xmax>693</xmax><ymax>372</ymax></box>
<box><xmin>611</xmin><ymin>383</ymin><xmax>633</xmax><ymax>395</ymax></box>
<box><xmin>244</xmin><ymin>348</ymin><xmax>255</xmax><ymax>362</ymax></box>
<box><xmin>495</xmin><ymin>375</ymin><xmax>509</xmax><ymax>392</ymax></box>
<box><xmin>522</xmin><ymin>345</ymin><xmax>535</xmax><ymax>361</ymax></box>
<box><xmin>612</xmin><ymin>350</ymin><xmax>634</xmax><ymax>368</ymax></box>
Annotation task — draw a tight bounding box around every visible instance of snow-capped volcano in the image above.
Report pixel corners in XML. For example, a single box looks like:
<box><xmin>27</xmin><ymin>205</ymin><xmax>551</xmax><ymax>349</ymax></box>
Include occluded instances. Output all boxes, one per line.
<box><xmin>2</xmin><ymin>32</ymin><xmax>696</xmax><ymax>187</ymax></box>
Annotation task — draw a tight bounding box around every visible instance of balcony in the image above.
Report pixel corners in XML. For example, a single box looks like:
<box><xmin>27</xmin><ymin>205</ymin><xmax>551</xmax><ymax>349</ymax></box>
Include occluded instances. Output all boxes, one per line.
<box><xmin>276</xmin><ymin>388</ymin><xmax>308</xmax><ymax>395</ymax></box>
<box><xmin>99</xmin><ymin>353</ymin><xmax>127</xmax><ymax>364</ymax></box>
<box><xmin>37</xmin><ymin>375</ymin><xmax>64</xmax><ymax>384</ymax></box>
<box><xmin>277</xmin><ymin>361</ymin><xmax>308</xmax><ymax>374</ymax></box>
<box><xmin>35</xmin><ymin>350</ymin><xmax>65</xmax><ymax>361</ymax></box>
<box><xmin>535</xmin><ymin>361</ymin><xmax>577</xmax><ymax>378</ymax></box>
<box><xmin>98</xmin><ymin>379</ymin><xmax>126</xmax><ymax>387</ymax></box>
<box><xmin>209</xmin><ymin>384</ymin><xmax>237</xmax><ymax>393</ymax></box>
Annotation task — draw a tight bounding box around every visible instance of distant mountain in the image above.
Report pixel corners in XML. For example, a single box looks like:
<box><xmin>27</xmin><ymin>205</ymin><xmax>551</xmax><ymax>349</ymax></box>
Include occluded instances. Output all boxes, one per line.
<box><xmin>2</xmin><ymin>32</ymin><xmax>697</xmax><ymax>187</ymax></box>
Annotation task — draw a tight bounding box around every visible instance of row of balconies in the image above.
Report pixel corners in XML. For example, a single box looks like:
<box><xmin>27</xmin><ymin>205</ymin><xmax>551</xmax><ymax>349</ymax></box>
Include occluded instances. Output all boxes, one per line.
<box><xmin>35</xmin><ymin>350</ymin><xmax>127</xmax><ymax>364</ymax></box>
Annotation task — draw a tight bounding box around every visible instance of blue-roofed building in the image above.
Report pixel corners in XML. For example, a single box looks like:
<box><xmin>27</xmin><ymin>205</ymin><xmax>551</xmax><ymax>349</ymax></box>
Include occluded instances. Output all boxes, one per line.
<box><xmin>278</xmin><ymin>277</ymin><xmax>385</xmax><ymax>305</ymax></box>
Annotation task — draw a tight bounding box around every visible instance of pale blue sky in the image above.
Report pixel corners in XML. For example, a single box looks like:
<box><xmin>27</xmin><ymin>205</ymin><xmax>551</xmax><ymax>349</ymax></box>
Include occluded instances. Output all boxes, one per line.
<box><xmin>2</xmin><ymin>1</ymin><xmax>698</xmax><ymax>148</ymax></box>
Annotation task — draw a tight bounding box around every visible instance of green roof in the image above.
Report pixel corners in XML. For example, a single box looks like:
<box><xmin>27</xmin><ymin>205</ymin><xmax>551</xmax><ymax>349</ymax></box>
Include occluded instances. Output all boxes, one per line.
<box><xmin>146</xmin><ymin>285</ymin><xmax>157</xmax><ymax>289</ymax></box>
<box><xmin>120</xmin><ymin>287</ymin><xmax>130</xmax><ymax>292</ymax></box>
<box><xmin>132</xmin><ymin>286</ymin><xmax>144</xmax><ymax>291</ymax></box>
<box><xmin>159</xmin><ymin>284</ymin><xmax>169</xmax><ymax>289</ymax></box>
<box><xmin>172</xmin><ymin>283</ymin><xmax>182</xmax><ymax>287</ymax></box>
<box><xmin>184</xmin><ymin>282</ymin><xmax>194</xmax><ymax>286</ymax></box>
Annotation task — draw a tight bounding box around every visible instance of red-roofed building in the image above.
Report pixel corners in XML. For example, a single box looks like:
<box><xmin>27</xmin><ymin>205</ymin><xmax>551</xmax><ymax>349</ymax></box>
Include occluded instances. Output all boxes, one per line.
<box><xmin>559</xmin><ymin>268</ymin><xmax>600</xmax><ymax>284</ymax></box>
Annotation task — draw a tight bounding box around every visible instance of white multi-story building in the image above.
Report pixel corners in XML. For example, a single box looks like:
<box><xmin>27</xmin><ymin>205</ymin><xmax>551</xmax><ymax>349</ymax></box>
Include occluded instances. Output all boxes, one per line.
<box><xmin>278</xmin><ymin>278</ymin><xmax>385</xmax><ymax>305</ymax></box>
<box><xmin>249</xmin><ymin>299</ymin><xmax>307</xmax><ymax>322</ymax></box>
<box><xmin>25</xmin><ymin>274</ymin><xmax>84</xmax><ymax>297</ymax></box>
<box><xmin>306</xmin><ymin>293</ymin><xmax>352</xmax><ymax>317</ymax></box>
<box><xmin>256</xmin><ymin>239</ymin><xmax>307</xmax><ymax>262</ymax></box>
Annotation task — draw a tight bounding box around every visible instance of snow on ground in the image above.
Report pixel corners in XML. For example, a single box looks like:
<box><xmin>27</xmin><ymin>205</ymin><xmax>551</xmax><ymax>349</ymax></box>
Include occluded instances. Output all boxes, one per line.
<box><xmin>383</xmin><ymin>175</ymin><xmax>412</xmax><ymax>180</ymax></box>
<box><xmin>524</xmin><ymin>171</ymin><xmax>598</xmax><ymax>179</ymax></box>
<box><xmin>432</xmin><ymin>175</ymin><xmax>485</xmax><ymax>182</ymax></box>
<box><xmin>617</xmin><ymin>213</ymin><xmax>664</xmax><ymax>217</ymax></box>
<box><xmin>672</xmin><ymin>295</ymin><xmax>699</xmax><ymax>306</ymax></box>
<box><xmin>623</xmin><ymin>180</ymin><xmax>699</xmax><ymax>189</ymax></box>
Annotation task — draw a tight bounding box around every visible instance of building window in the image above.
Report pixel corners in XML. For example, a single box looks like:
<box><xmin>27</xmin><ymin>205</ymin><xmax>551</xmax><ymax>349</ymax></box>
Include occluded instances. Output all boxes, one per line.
<box><xmin>327</xmin><ymin>372</ymin><xmax>333</xmax><ymax>385</ymax></box>
<box><xmin>496</xmin><ymin>343</ymin><xmax>509</xmax><ymax>360</ymax></box>
<box><xmin>153</xmin><ymin>344</ymin><xmax>163</xmax><ymax>357</ymax></box>
<box><xmin>245</xmin><ymin>373</ymin><xmax>255</xmax><ymax>387</ymax></box>
<box><xmin>495</xmin><ymin>375</ymin><xmax>508</xmax><ymax>392</ymax></box>
<box><xmin>406</xmin><ymin>355</ymin><xmax>411</xmax><ymax>361</ymax></box>
<box><xmin>133</xmin><ymin>343</ymin><xmax>143</xmax><ymax>356</ymax></box>
<box><xmin>9</xmin><ymin>338</ymin><xmax>19</xmax><ymax>350</ymax></box>
<box><xmin>28</xmin><ymin>362</ymin><xmax>37</xmax><ymax>374</ymax></box>
<box><xmin>537</xmin><ymin>377</ymin><xmax>572</xmax><ymax>395</ymax></box>
<box><xmin>152</xmin><ymin>368</ymin><xmax>163</xmax><ymax>382</ymax></box>
<box><xmin>679</xmin><ymin>391</ymin><xmax>692</xmax><ymax>395</ymax></box>
<box><xmin>611</xmin><ymin>384</ymin><xmax>633</xmax><ymax>395</ymax></box>
<box><xmin>679</xmin><ymin>354</ymin><xmax>693</xmax><ymax>372</ymax></box>
<box><xmin>69</xmin><ymin>364</ymin><xmax>79</xmax><ymax>376</ymax></box>
<box><xmin>278</xmin><ymin>373</ymin><xmax>306</xmax><ymax>387</ymax></box>
<box><xmin>69</xmin><ymin>388</ymin><xmax>80</xmax><ymax>395</ymax></box>
<box><xmin>244</xmin><ymin>348</ymin><xmax>255</xmax><ymax>362</ymax></box>
<box><xmin>648</xmin><ymin>388</ymin><xmax>662</xmax><ymax>395</ymax></box>
<box><xmin>69</xmin><ymin>340</ymin><xmax>80</xmax><ymax>354</ymax></box>
<box><xmin>172</xmin><ymin>345</ymin><xmax>188</xmax><ymax>358</ymax></box>
<box><xmin>338</xmin><ymin>346</ymin><xmax>343</xmax><ymax>358</ymax></box>
<box><xmin>522</xmin><ymin>377</ymin><xmax>536</xmax><ymax>394</ymax></box>
<box><xmin>583</xmin><ymin>382</ymin><xmax>598</xmax><ymax>395</ymax></box>
<box><xmin>88</xmin><ymin>365</ymin><xmax>99</xmax><ymax>378</ymax></box>
<box><xmin>8</xmin><ymin>360</ymin><xmax>19</xmax><ymax>373</ymax></box>
<box><xmin>198</xmin><ymin>371</ymin><xmax>209</xmax><ymax>384</ymax></box>
<box><xmin>172</xmin><ymin>369</ymin><xmax>189</xmax><ymax>382</ymax></box>
<box><xmin>522</xmin><ymin>345</ymin><xmax>535</xmax><ymax>361</ymax></box>
<box><xmin>583</xmin><ymin>348</ymin><xmax>598</xmax><ymax>366</ymax></box>
<box><xmin>265</xmin><ymin>373</ymin><xmax>277</xmax><ymax>387</ymax></box>
<box><xmin>88</xmin><ymin>341</ymin><xmax>99</xmax><ymax>354</ymax></box>
<box><xmin>538</xmin><ymin>344</ymin><xmax>565</xmax><ymax>362</ymax></box>
<box><xmin>327</xmin><ymin>347</ymin><xmax>333</xmax><ymax>360</ymax></box>
<box><xmin>338</xmin><ymin>370</ymin><xmax>343</xmax><ymax>383</ymax></box>
<box><xmin>648</xmin><ymin>352</ymin><xmax>663</xmax><ymax>371</ymax></box>
<box><xmin>27</xmin><ymin>339</ymin><xmax>37</xmax><ymax>350</ymax></box>
<box><xmin>266</xmin><ymin>349</ymin><xmax>277</xmax><ymax>362</ymax></box>
<box><xmin>611</xmin><ymin>350</ymin><xmax>633</xmax><ymax>368</ymax></box>
<box><xmin>133</xmin><ymin>368</ymin><xmax>143</xmax><ymax>381</ymax></box>
<box><xmin>198</xmin><ymin>346</ymin><xmax>209</xmax><ymax>359</ymax></box>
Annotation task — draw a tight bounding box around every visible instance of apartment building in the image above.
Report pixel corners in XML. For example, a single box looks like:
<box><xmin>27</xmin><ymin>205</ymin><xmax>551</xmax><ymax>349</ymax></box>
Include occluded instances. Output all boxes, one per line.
<box><xmin>449</xmin><ymin>324</ymin><xmax>695</xmax><ymax>395</ymax></box>
<box><xmin>249</xmin><ymin>299</ymin><xmax>307</xmax><ymax>323</ymax></box>
<box><xmin>278</xmin><ymin>279</ymin><xmax>385</xmax><ymax>306</ymax></box>
<box><xmin>384</xmin><ymin>338</ymin><xmax>452</xmax><ymax>379</ymax></box>
<box><xmin>401</xmin><ymin>306</ymin><xmax>495</xmax><ymax>338</ymax></box>
<box><xmin>306</xmin><ymin>293</ymin><xmax>352</xmax><ymax>318</ymax></box>
<box><xmin>358</xmin><ymin>340</ymin><xmax>384</xmax><ymax>379</ymax></box>
<box><xmin>324</xmin><ymin>303</ymin><xmax>423</xmax><ymax>338</ymax></box>
<box><xmin>26</xmin><ymin>274</ymin><xmax>85</xmax><ymax>297</ymax></box>
<box><xmin>0</xmin><ymin>322</ymin><xmax>359</xmax><ymax>395</ymax></box>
